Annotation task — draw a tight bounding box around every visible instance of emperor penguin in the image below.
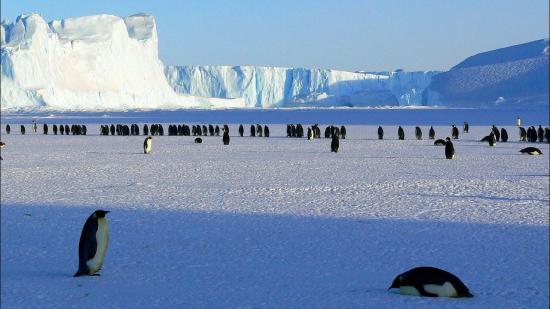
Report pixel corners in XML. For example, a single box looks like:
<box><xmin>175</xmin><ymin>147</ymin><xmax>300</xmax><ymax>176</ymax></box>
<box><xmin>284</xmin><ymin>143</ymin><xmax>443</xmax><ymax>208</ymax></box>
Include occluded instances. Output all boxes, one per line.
<box><xmin>519</xmin><ymin>147</ymin><xmax>543</xmax><ymax>155</ymax></box>
<box><xmin>143</xmin><ymin>136</ymin><xmax>153</xmax><ymax>154</ymax></box>
<box><xmin>463</xmin><ymin>122</ymin><xmax>469</xmax><ymax>133</ymax></box>
<box><xmin>222</xmin><ymin>130</ymin><xmax>230</xmax><ymax>145</ymax></box>
<box><xmin>264</xmin><ymin>125</ymin><xmax>270</xmax><ymax>137</ymax></box>
<box><xmin>415</xmin><ymin>127</ymin><xmax>422</xmax><ymax>140</ymax></box>
<box><xmin>74</xmin><ymin>210</ymin><xmax>110</xmax><ymax>277</ymax></box>
<box><xmin>518</xmin><ymin>127</ymin><xmax>527</xmax><ymax>141</ymax></box>
<box><xmin>389</xmin><ymin>266</ymin><xmax>473</xmax><ymax>298</ymax></box>
<box><xmin>500</xmin><ymin>128</ymin><xmax>508</xmax><ymax>142</ymax></box>
<box><xmin>331</xmin><ymin>134</ymin><xmax>340</xmax><ymax>153</ymax></box>
<box><xmin>488</xmin><ymin>132</ymin><xmax>496</xmax><ymax>147</ymax></box>
<box><xmin>398</xmin><ymin>126</ymin><xmax>404</xmax><ymax>140</ymax></box>
<box><xmin>0</xmin><ymin>141</ymin><xmax>5</xmax><ymax>160</ymax></box>
<box><xmin>428</xmin><ymin>126</ymin><xmax>435</xmax><ymax>139</ymax></box>
<box><xmin>434</xmin><ymin>139</ymin><xmax>446</xmax><ymax>146</ymax></box>
<box><xmin>238</xmin><ymin>124</ymin><xmax>244</xmax><ymax>137</ymax></box>
<box><xmin>451</xmin><ymin>125</ymin><xmax>459</xmax><ymax>139</ymax></box>
<box><xmin>5</xmin><ymin>124</ymin><xmax>10</xmax><ymax>134</ymax></box>
<box><xmin>444</xmin><ymin>137</ymin><xmax>455</xmax><ymax>159</ymax></box>
<box><xmin>307</xmin><ymin>128</ymin><xmax>314</xmax><ymax>140</ymax></box>
<box><xmin>378</xmin><ymin>126</ymin><xmax>384</xmax><ymax>140</ymax></box>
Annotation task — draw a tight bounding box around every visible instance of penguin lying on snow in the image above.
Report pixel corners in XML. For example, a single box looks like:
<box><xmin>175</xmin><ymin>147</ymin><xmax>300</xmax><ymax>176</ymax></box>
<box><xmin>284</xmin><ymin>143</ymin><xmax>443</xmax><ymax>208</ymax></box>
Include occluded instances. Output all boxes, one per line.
<box><xmin>389</xmin><ymin>266</ymin><xmax>473</xmax><ymax>298</ymax></box>
<box><xmin>519</xmin><ymin>147</ymin><xmax>543</xmax><ymax>155</ymax></box>
<box><xmin>433</xmin><ymin>139</ymin><xmax>446</xmax><ymax>146</ymax></box>
<box><xmin>74</xmin><ymin>210</ymin><xmax>110</xmax><ymax>277</ymax></box>
<box><xmin>194</xmin><ymin>137</ymin><xmax>203</xmax><ymax>144</ymax></box>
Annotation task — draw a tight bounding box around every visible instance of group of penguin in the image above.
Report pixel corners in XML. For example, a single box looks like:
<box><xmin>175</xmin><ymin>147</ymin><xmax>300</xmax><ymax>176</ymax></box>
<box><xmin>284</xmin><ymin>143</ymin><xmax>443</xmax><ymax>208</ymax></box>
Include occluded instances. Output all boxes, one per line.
<box><xmin>4</xmin><ymin>123</ymin><xmax>87</xmax><ymax>135</ymax></box>
<box><xmin>285</xmin><ymin>124</ymin><xmax>345</xmax><ymax>153</ymax></box>
<box><xmin>477</xmin><ymin>124</ymin><xmax>547</xmax><ymax>155</ymax></box>
<box><xmin>75</xmin><ymin>209</ymin><xmax>473</xmax><ymax>298</ymax></box>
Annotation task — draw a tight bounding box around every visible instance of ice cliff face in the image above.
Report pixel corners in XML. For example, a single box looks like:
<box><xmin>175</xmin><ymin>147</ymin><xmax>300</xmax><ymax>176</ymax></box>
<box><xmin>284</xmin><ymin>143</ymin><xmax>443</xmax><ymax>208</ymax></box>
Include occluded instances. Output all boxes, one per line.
<box><xmin>165</xmin><ymin>65</ymin><xmax>438</xmax><ymax>108</ymax></box>
<box><xmin>422</xmin><ymin>39</ymin><xmax>549</xmax><ymax>108</ymax></box>
<box><xmin>1</xmin><ymin>13</ymin><xmax>243</xmax><ymax>111</ymax></box>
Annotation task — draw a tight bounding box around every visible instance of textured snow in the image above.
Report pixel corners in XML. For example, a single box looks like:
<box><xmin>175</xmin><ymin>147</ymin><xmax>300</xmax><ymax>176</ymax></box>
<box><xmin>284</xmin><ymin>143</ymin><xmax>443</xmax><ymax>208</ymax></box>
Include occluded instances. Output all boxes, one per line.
<box><xmin>165</xmin><ymin>65</ymin><xmax>438</xmax><ymax>108</ymax></box>
<box><xmin>423</xmin><ymin>39</ymin><xmax>549</xmax><ymax>108</ymax></box>
<box><xmin>1</xmin><ymin>110</ymin><xmax>548</xmax><ymax>308</ymax></box>
<box><xmin>0</xmin><ymin>13</ymin><xmax>244</xmax><ymax>111</ymax></box>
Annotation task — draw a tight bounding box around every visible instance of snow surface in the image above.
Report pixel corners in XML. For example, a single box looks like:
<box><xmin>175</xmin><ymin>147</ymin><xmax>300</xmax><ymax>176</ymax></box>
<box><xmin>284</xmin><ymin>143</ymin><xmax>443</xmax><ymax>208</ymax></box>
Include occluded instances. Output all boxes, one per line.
<box><xmin>165</xmin><ymin>65</ymin><xmax>438</xmax><ymax>108</ymax></box>
<box><xmin>0</xmin><ymin>13</ymin><xmax>244</xmax><ymax>111</ymax></box>
<box><xmin>1</xmin><ymin>110</ymin><xmax>548</xmax><ymax>308</ymax></box>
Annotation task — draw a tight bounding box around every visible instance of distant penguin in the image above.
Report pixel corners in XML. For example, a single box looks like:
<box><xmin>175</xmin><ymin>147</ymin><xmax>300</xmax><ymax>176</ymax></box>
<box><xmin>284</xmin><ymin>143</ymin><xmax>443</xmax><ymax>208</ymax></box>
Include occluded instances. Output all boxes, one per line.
<box><xmin>324</xmin><ymin>126</ymin><xmax>331</xmax><ymax>138</ymax></box>
<box><xmin>537</xmin><ymin>125</ymin><xmax>544</xmax><ymax>142</ymax></box>
<box><xmin>388</xmin><ymin>267</ymin><xmax>473</xmax><ymax>298</ymax></box>
<box><xmin>20</xmin><ymin>125</ymin><xmax>26</xmax><ymax>135</ymax></box>
<box><xmin>492</xmin><ymin>125</ymin><xmax>500</xmax><ymax>142</ymax></box>
<box><xmin>289</xmin><ymin>125</ymin><xmax>294</xmax><ymax>138</ymax></box>
<box><xmin>65</xmin><ymin>125</ymin><xmax>70</xmax><ymax>135</ymax></box>
<box><xmin>74</xmin><ymin>210</ymin><xmax>110</xmax><ymax>277</ymax></box>
<box><xmin>451</xmin><ymin>125</ymin><xmax>459</xmax><ymax>139</ymax></box>
<box><xmin>307</xmin><ymin>128</ymin><xmax>314</xmax><ymax>140</ymax></box>
<box><xmin>0</xmin><ymin>141</ymin><xmax>5</xmax><ymax>160</ymax></box>
<box><xmin>209</xmin><ymin>124</ymin><xmax>215</xmax><ymax>136</ymax></box>
<box><xmin>415</xmin><ymin>127</ymin><xmax>422</xmax><ymax>140</ymax></box>
<box><xmin>32</xmin><ymin>121</ymin><xmax>37</xmax><ymax>133</ymax></box>
<box><xmin>488</xmin><ymin>132</ymin><xmax>496</xmax><ymax>146</ymax></box>
<box><xmin>519</xmin><ymin>127</ymin><xmax>527</xmax><ymax>141</ymax></box>
<box><xmin>43</xmin><ymin>123</ymin><xmax>48</xmax><ymax>135</ymax></box>
<box><xmin>264</xmin><ymin>125</ymin><xmax>270</xmax><ymax>137</ymax></box>
<box><xmin>143</xmin><ymin>136</ymin><xmax>152</xmax><ymax>154</ymax></box>
<box><xmin>250</xmin><ymin>125</ymin><xmax>256</xmax><ymax>137</ymax></box>
<box><xmin>60</xmin><ymin>125</ymin><xmax>65</xmax><ymax>135</ymax></box>
<box><xmin>500</xmin><ymin>128</ymin><xmax>508</xmax><ymax>142</ymax></box>
<box><xmin>516</xmin><ymin>116</ymin><xmax>521</xmax><ymax>126</ymax></box>
<box><xmin>215</xmin><ymin>125</ymin><xmax>220</xmax><ymax>136</ymax></box>
<box><xmin>378</xmin><ymin>126</ymin><xmax>384</xmax><ymax>140</ymax></box>
<box><xmin>256</xmin><ymin>124</ymin><xmax>263</xmax><ymax>137</ymax></box>
<box><xmin>340</xmin><ymin>126</ymin><xmax>347</xmax><ymax>139</ymax></box>
<box><xmin>545</xmin><ymin>127</ymin><xmax>550</xmax><ymax>143</ymax></box>
<box><xmin>434</xmin><ymin>139</ymin><xmax>446</xmax><ymax>146</ymax></box>
<box><xmin>143</xmin><ymin>124</ymin><xmax>149</xmax><ymax>136</ymax></box>
<box><xmin>331</xmin><ymin>134</ymin><xmax>339</xmax><ymax>153</ymax></box>
<box><xmin>222</xmin><ymin>130</ymin><xmax>230</xmax><ymax>145</ymax></box>
<box><xmin>53</xmin><ymin>124</ymin><xmax>58</xmax><ymax>135</ymax></box>
<box><xmin>519</xmin><ymin>147</ymin><xmax>543</xmax><ymax>155</ymax></box>
<box><xmin>463</xmin><ymin>122</ymin><xmax>469</xmax><ymax>133</ymax></box>
<box><xmin>444</xmin><ymin>137</ymin><xmax>455</xmax><ymax>159</ymax></box>
<box><xmin>110</xmin><ymin>124</ymin><xmax>115</xmax><ymax>136</ymax></box>
<box><xmin>398</xmin><ymin>126</ymin><xmax>404</xmax><ymax>140</ymax></box>
<box><xmin>427</xmin><ymin>126</ymin><xmax>435</xmax><ymax>140</ymax></box>
<box><xmin>238</xmin><ymin>124</ymin><xmax>244</xmax><ymax>137</ymax></box>
<box><xmin>194</xmin><ymin>137</ymin><xmax>202</xmax><ymax>144</ymax></box>
<box><xmin>201</xmin><ymin>125</ymin><xmax>207</xmax><ymax>136</ymax></box>
<box><xmin>6</xmin><ymin>124</ymin><xmax>10</xmax><ymax>134</ymax></box>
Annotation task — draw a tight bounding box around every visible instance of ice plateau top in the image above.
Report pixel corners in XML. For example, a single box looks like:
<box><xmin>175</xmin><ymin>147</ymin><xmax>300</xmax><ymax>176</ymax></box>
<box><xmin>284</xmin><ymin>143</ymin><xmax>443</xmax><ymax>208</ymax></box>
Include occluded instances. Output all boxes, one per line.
<box><xmin>1</xmin><ymin>13</ymin><xmax>548</xmax><ymax>111</ymax></box>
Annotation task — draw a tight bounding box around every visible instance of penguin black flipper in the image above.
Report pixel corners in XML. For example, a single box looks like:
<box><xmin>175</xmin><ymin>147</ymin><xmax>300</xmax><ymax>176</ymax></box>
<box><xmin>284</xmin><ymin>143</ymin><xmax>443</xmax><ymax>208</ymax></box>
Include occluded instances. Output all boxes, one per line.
<box><xmin>74</xmin><ymin>216</ymin><xmax>98</xmax><ymax>277</ymax></box>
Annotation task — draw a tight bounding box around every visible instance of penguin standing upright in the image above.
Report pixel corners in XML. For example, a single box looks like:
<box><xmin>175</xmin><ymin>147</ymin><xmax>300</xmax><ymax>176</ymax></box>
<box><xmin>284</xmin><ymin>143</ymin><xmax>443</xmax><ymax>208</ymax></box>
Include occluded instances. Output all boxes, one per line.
<box><xmin>463</xmin><ymin>122</ymin><xmax>469</xmax><ymax>133</ymax></box>
<box><xmin>264</xmin><ymin>125</ymin><xmax>270</xmax><ymax>137</ymax></box>
<box><xmin>492</xmin><ymin>125</ymin><xmax>500</xmax><ymax>142</ymax></box>
<box><xmin>20</xmin><ymin>125</ymin><xmax>26</xmax><ymax>135</ymax></box>
<box><xmin>388</xmin><ymin>267</ymin><xmax>473</xmax><ymax>298</ymax></box>
<box><xmin>537</xmin><ymin>125</ymin><xmax>544</xmax><ymax>142</ymax></box>
<box><xmin>331</xmin><ymin>134</ymin><xmax>339</xmax><ymax>153</ymax></box>
<box><xmin>415</xmin><ymin>127</ymin><xmax>422</xmax><ymax>140</ymax></box>
<box><xmin>53</xmin><ymin>124</ymin><xmax>58</xmax><ymax>135</ymax></box>
<box><xmin>5</xmin><ymin>124</ymin><xmax>10</xmax><ymax>134</ymax></box>
<box><xmin>143</xmin><ymin>136</ymin><xmax>153</xmax><ymax>154</ymax></box>
<box><xmin>74</xmin><ymin>210</ymin><xmax>110</xmax><ymax>277</ymax></box>
<box><xmin>451</xmin><ymin>125</ymin><xmax>459</xmax><ymax>139</ymax></box>
<box><xmin>519</xmin><ymin>127</ymin><xmax>527</xmax><ymax>141</ymax></box>
<box><xmin>307</xmin><ymin>128</ymin><xmax>314</xmax><ymax>140</ymax></box>
<box><xmin>378</xmin><ymin>126</ymin><xmax>384</xmax><ymax>140</ymax></box>
<box><xmin>43</xmin><ymin>124</ymin><xmax>48</xmax><ymax>135</ymax></box>
<box><xmin>340</xmin><ymin>126</ymin><xmax>347</xmax><ymax>139</ymax></box>
<box><xmin>488</xmin><ymin>132</ymin><xmax>496</xmax><ymax>146</ymax></box>
<box><xmin>222</xmin><ymin>129</ymin><xmax>230</xmax><ymax>145</ymax></box>
<box><xmin>250</xmin><ymin>125</ymin><xmax>256</xmax><ymax>137</ymax></box>
<box><xmin>428</xmin><ymin>126</ymin><xmax>435</xmax><ymax>139</ymax></box>
<box><xmin>500</xmin><ymin>128</ymin><xmax>508</xmax><ymax>142</ymax></box>
<box><xmin>444</xmin><ymin>137</ymin><xmax>455</xmax><ymax>159</ymax></box>
<box><xmin>398</xmin><ymin>126</ymin><xmax>404</xmax><ymax>140</ymax></box>
<box><xmin>238</xmin><ymin>124</ymin><xmax>244</xmax><ymax>137</ymax></box>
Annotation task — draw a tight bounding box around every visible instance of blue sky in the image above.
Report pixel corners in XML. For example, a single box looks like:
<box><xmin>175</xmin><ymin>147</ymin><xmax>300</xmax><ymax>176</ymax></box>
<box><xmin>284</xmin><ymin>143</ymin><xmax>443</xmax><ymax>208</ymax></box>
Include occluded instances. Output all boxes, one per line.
<box><xmin>2</xmin><ymin>0</ymin><xmax>548</xmax><ymax>71</ymax></box>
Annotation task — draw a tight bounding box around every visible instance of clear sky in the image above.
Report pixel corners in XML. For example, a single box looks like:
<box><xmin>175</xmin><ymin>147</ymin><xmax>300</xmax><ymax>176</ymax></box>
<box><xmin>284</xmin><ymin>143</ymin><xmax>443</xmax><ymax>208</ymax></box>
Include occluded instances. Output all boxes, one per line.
<box><xmin>1</xmin><ymin>0</ymin><xmax>548</xmax><ymax>71</ymax></box>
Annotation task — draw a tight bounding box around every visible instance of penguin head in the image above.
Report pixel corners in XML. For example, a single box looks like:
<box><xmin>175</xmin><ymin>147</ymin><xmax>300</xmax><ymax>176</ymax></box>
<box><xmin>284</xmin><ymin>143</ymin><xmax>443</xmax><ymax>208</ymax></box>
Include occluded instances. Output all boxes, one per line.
<box><xmin>388</xmin><ymin>276</ymin><xmax>403</xmax><ymax>290</ymax></box>
<box><xmin>445</xmin><ymin>137</ymin><xmax>451</xmax><ymax>141</ymax></box>
<box><xmin>93</xmin><ymin>210</ymin><xmax>110</xmax><ymax>218</ymax></box>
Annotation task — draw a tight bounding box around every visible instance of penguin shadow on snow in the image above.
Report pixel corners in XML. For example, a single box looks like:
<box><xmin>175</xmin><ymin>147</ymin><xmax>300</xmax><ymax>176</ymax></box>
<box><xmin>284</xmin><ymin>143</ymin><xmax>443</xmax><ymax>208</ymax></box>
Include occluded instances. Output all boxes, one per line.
<box><xmin>1</xmin><ymin>203</ymin><xmax>548</xmax><ymax>307</ymax></box>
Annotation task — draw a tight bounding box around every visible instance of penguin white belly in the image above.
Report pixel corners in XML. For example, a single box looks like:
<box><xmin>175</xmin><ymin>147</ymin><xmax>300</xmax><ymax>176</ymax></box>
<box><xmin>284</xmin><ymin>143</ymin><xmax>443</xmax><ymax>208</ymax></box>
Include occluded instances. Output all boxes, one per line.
<box><xmin>87</xmin><ymin>218</ymin><xmax>109</xmax><ymax>274</ymax></box>
<box><xmin>399</xmin><ymin>286</ymin><xmax>421</xmax><ymax>296</ymax></box>
<box><xmin>145</xmin><ymin>140</ymin><xmax>152</xmax><ymax>153</ymax></box>
<box><xmin>424</xmin><ymin>282</ymin><xmax>458</xmax><ymax>297</ymax></box>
